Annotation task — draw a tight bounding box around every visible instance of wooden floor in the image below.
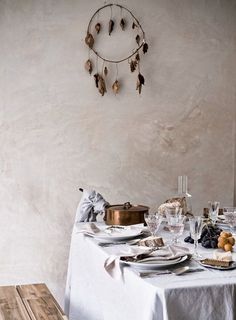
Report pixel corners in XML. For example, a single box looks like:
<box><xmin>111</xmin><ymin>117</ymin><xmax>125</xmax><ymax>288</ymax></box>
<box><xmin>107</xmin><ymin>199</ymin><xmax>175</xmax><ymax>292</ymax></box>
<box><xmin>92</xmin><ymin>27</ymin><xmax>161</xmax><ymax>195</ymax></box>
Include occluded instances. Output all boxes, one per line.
<box><xmin>0</xmin><ymin>283</ymin><xmax>68</xmax><ymax>320</ymax></box>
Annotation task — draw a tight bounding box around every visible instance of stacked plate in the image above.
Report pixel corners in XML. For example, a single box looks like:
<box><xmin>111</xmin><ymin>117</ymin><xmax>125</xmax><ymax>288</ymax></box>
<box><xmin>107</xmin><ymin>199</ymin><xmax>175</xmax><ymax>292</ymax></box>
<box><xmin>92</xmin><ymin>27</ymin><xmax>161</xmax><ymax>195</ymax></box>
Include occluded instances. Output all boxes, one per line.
<box><xmin>121</xmin><ymin>255</ymin><xmax>189</xmax><ymax>270</ymax></box>
<box><xmin>90</xmin><ymin>226</ymin><xmax>143</xmax><ymax>242</ymax></box>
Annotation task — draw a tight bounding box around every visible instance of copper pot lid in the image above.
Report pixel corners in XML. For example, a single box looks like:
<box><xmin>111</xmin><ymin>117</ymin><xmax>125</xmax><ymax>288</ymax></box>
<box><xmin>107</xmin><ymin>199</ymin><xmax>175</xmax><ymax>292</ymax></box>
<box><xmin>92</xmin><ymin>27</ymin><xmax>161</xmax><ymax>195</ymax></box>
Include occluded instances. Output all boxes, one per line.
<box><xmin>107</xmin><ymin>202</ymin><xmax>148</xmax><ymax>212</ymax></box>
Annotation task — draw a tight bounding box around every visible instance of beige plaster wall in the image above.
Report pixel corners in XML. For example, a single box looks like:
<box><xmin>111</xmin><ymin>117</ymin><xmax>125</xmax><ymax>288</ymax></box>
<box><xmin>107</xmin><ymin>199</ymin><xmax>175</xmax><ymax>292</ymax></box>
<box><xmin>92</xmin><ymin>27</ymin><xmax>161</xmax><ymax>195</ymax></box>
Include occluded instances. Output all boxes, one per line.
<box><xmin>0</xmin><ymin>0</ymin><xmax>236</xmax><ymax>306</ymax></box>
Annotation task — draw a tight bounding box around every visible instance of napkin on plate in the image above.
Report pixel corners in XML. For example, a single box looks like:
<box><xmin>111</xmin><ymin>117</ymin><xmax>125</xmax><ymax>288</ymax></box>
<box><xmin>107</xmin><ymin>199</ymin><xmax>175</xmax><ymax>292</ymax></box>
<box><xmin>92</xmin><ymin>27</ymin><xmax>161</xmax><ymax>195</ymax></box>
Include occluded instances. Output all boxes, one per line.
<box><xmin>75</xmin><ymin>222</ymin><xmax>145</xmax><ymax>237</ymax></box>
<box><xmin>75</xmin><ymin>222</ymin><xmax>102</xmax><ymax>236</ymax></box>
<box><xmin>104</xmin><ymin>245</ymin><xmax>190</xmax><ymax>279</ymax></box>
<box><xmin>138</xmin><ymin>244</ymin><xmax>190</xmax><ymax>262</ymax></box>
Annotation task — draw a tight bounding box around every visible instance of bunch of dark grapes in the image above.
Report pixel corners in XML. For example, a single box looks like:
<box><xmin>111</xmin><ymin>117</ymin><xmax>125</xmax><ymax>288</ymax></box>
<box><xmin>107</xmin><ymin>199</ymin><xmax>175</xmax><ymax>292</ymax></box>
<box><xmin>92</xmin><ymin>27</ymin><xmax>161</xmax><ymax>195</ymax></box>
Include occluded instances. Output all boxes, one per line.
<box><xmin>184</xmin><ymin>235</ymin><xmax>194</xmax><ymax>244</ymax></box>
<box><xmin>200</xmin><ymin>225</ymin><xmax>222</xmax><ymax>248</ymax></box>
<box><xmin>184</xmin><ymin>224</ymin><xmax>222</xmax><ymax>248</ymax></box>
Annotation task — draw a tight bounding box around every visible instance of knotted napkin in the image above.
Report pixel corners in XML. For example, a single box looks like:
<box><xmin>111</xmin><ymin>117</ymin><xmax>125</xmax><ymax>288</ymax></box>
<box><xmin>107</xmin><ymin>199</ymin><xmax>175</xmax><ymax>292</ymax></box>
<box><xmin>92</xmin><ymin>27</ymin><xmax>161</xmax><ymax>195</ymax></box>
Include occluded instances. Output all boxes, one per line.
<box><xmin>75</xmin><ymin>189</ymin><xmax>109</xmax><ymax>222</ymax></box>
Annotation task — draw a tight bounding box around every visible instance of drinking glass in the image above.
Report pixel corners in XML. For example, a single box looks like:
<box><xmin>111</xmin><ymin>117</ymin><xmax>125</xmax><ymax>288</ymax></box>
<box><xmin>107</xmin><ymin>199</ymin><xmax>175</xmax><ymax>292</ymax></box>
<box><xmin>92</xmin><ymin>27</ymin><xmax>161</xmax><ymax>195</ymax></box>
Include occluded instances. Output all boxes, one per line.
<box><xmin>144</xmin><ymin>212</ymin><xmax>163</xmax><ymax>237</ymax></box>
<box><xmin>223</xmin><ymin>207</ymin><xmax>236</xmax><ymax>234</ymax></box>
<box><xmin>208</xmin><ymin>201</ymin><xmax>220</xmax><ymax>225</ymax></box>
<box><xmin>165</xmin><ymin>207</ymin><xmax>185</xmax><ymax>244</ymax></box>
<box><xmin>189</xmin><ymin>216</ymin><xmax>204</xmax><ymax>259</ymax></box>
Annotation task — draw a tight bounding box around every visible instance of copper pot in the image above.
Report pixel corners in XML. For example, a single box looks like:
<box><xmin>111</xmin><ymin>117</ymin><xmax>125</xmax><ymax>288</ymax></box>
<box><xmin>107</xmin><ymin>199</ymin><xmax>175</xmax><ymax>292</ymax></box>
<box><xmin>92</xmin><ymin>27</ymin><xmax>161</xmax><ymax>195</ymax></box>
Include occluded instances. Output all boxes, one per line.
<box><xmin>104</xmin><ymin>202</ymin><xmax>149</xmax><ymax>226</ymax></box>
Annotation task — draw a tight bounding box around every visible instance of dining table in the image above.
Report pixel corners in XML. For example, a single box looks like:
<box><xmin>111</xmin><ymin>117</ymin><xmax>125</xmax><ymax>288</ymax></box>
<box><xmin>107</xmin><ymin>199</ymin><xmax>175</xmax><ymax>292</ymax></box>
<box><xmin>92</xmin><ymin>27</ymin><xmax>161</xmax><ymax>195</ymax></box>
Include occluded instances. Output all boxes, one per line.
<box><xmin>64</xmin><ymin>221</ymin><xmax>236</xmax><ymax>320</ymax></box>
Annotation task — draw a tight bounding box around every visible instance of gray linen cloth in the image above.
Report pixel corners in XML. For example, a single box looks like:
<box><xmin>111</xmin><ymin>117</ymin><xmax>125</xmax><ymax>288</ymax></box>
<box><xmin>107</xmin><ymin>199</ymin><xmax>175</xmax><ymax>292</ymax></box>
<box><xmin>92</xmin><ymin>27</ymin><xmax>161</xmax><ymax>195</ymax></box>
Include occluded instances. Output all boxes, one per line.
<box><xmin>75</xmin><ymin>189</ymin><xmax>109</xmax><ymax>222</ymax></box>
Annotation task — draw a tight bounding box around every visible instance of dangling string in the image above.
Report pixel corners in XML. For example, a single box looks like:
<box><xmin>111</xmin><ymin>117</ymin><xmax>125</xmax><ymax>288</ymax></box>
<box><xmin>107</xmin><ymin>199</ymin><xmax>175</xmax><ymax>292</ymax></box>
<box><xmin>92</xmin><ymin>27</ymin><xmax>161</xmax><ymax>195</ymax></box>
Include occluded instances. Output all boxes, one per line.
<box><xmin>102</xmin><ymin>59</ymin><xmax>105</xmax><ymax>76</ymax></box>
<box><xmin>116</xmin><ymin>63</ymin><xmax>118</xmax><ymax>80</ymax></box>
<box><xmin>110</xmin><ymin>5</ymin><xmax>113</xmax><ymax>19</ymax></box>
<box><xmin>96</xmin><ymin>55</ymin><xmax>98</xmax><ymax>73</ymax></box>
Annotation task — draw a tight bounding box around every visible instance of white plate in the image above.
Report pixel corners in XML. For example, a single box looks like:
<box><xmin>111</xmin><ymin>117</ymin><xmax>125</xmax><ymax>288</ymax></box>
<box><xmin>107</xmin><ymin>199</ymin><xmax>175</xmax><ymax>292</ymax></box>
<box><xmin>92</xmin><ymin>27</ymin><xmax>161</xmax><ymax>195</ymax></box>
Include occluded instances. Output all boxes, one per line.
<box><xmin>92</xmin><ymin>227</ymin><xmax>143</xmax><ymax>242</ymax></box>
<box><xmin>218</xmin><ymin>215</ymin><xmax>226</xmax><ymax>221</ymax></box>
<box><xmin>216</xmin><ymin>222</ymin><xmax>230</xmax><ymax>229</ymax></box>
<box><xmin>121</xmin><ymin>255</ymin><xmax>189</xmax><ymax>270</ymax></box>
<box><xmin>199</xmin><ymin>260</ymin><xmax>236</xmax><ymax>270</ymax></box>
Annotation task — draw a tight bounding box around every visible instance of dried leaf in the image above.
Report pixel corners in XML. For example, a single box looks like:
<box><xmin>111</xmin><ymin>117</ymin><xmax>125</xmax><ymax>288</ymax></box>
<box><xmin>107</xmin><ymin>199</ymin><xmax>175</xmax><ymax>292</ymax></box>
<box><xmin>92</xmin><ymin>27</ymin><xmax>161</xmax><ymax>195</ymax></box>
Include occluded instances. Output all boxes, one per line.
<box><xmin>85</xmin><ymin>32</ymin><xmax>94</xmax><ymax>49</ymax></box>
<box><xmin>130</xmin><ymin>60</ymin><xmax>137</xmax><ymax>72</ymax></box>
<box><xmin>132</xmin><ymin>22</ymin><xmax>137</xmax><ymax>29</ymax></box>
<box><xmin>95</xmin><ymin>23</ymin><xmax>101</xmax><ymax>34</ymax></box>
<box><xmin>138</xmin><ymin>73</ymin><xmax>145</xmax><ymax>85</ymax></box>
<box><xmin>109</xmin><ymin>19</ymin><xmax>114</xmax><ymax>35</ymax></box>
<box><xmin>136</xmin><ymin>73</ymin><xmax>145</xmax><ymax>94</ymax></box>
<box><xmin>104</xmin><ymin>67</ymin><xmax>108</xmax><ymax>76</ymax></box>
<box><xmin>136</xmin><ymin>79</ymin><xmax>142</xmax><ymax>94</ymax></box>
<box><xmin>112</xmin><ymin>80</ymin><xmax>120</xmax><ymax>94</ymax></box>
<box><xmin>135</xmin><ymin>53</ymin><xmax>140</xmax><ymax>61</ymax></box>
<box><xmin>84</xmin><ymin>59</ymin><xmax>93</xmax><ymax>75</ymax></box>
<box><xmin>136</xmin><ymin>34</ymin><xmax>140</xmax><ymax>46</ymax></box>
<box><xmin>94</xmin><ymin>73</ymin><xmax>100</xmax><ymax>88</ymax></box>
<box><xmin>143</xmin><ymin>42</ymin><xmax>149</xmax><ymax>54</ymax></box>
<box><xmin>120</xmin><ymin>18</ymin><xmax>126</xmax><ymax>30</ymax></box>
<box><xmin>98</xmin><ymin>76</ymin><xmax>106</xmax><ymax>96</ymax></box>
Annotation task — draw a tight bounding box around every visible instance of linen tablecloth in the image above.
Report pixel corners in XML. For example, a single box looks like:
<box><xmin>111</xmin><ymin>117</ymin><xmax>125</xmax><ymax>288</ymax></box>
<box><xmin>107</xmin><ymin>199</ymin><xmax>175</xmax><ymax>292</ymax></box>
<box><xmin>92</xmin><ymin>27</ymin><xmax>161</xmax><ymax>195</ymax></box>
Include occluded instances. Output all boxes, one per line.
<box><xmin>65</xmin><ymin>224</ymin><xmax>236</xmax><ymax>320</ymax></box>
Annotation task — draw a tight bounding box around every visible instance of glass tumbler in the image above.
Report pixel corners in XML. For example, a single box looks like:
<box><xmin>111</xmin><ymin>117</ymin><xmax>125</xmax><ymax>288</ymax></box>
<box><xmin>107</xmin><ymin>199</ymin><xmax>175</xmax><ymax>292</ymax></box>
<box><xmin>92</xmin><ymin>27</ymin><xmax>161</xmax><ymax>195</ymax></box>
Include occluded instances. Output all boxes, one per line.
<box><xmin>223</xmin><ymin>207</ymin><xmax>236</xmax><ymax>234</ymax></box>
<box><xmin>208</xmin><ymin>201</ymin><xmax>220</xmax><ymax>225</ymax></box>
<box><xmin>165</xmin><ymin>207</ymin><xmax>186</xmax><ymax>244</ymax></box>
<box><xmin>144</xmin><ymin>212</ymin><xmax>163</xmax><ymax>237</ymax></box>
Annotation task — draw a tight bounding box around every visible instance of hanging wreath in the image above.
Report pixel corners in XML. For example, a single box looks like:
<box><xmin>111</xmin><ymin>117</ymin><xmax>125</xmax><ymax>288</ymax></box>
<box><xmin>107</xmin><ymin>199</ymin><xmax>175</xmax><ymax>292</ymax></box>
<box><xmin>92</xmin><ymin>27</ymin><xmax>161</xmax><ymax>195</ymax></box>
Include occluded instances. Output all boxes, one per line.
<box><xmin>84</xmin><ymin>4</ymin><xmax>149</xmax><ymax>96</ymax></box>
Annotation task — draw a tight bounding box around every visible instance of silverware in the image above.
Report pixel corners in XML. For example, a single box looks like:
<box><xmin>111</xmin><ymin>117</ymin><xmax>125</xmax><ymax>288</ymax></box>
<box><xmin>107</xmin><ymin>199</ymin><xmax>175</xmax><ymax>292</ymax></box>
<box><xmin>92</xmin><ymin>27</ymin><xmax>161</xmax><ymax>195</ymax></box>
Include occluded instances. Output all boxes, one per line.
<box><xmin>98</xmin><ymin>242</ymin><xmax>128</xmax><ymax>246</ymax></box>
<box><xmin>98</xmin><ymin>238</ymin><xmax>141</xmax><ymax>247</ymax></box>
<box><xmin>105</xmin><ymin>225</ymin><xmax>125</xmax><ymax>230</ymax></box>
<box><xmin>139</xmin><ymin>266</ymin><xmax>205</xmax><ymax>277</ymax></box>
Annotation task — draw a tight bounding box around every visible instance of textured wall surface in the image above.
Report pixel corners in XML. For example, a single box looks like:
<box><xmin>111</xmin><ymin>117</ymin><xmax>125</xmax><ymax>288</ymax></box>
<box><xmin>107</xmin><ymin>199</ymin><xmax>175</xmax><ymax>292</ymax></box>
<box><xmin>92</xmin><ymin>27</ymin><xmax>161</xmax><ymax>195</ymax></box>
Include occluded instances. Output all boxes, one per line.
<box><xmin>0</xmin><ymin>0</ymin><xmax>236</xmax><ymax>306</ymax></box>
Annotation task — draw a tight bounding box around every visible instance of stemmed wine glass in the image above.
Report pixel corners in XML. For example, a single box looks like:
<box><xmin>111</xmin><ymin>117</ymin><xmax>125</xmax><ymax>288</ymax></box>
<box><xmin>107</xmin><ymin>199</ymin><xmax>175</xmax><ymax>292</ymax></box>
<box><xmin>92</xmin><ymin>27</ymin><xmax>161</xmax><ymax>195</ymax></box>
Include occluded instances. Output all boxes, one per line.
<box><xmin>208</xmin><ymin>201</ymin><xmax>220</xmax><ymax>225</ymax></box>
<box><xmin>223</xmin><ymin>207</ymin><xmax>236</xmax><ymax>235</ymax></box>
<box><xmin>189</xmin><ymin>216</ymin><xmax>204</xmax><ymax>259</ymax></box>
<box><xmin>144</xmin><ymin>212</ymin><xmax>163</xmax><ymax>238</ymax></box>
<box><xmin>165</xmin><ymin>207</ymin><xmax>186</xmax><ymax>244</ymax></box>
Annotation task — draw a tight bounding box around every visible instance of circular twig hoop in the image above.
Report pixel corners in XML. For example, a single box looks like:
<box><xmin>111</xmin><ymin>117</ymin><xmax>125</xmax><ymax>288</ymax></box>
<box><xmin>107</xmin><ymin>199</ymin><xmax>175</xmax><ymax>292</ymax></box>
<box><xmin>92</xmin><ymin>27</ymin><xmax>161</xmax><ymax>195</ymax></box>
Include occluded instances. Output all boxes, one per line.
<box><xmin>84</xmin><ymin>3</ymin><xmax>148</xmax><ymax>95</ymax></box>
<box><xmin>86</xmin><ymin>3</ymin><xmax>146</xmax><ymax>63</ymax></box>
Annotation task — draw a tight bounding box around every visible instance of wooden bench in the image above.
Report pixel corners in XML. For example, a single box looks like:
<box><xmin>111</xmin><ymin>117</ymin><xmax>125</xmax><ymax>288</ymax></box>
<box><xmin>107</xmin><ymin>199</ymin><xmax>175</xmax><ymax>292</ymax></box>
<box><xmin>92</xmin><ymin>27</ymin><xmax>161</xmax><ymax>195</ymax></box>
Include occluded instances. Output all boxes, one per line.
<box><xmin>0</xmin><ymin>283</ymin><xmax>68</xmax><ymax>320</ymax></box>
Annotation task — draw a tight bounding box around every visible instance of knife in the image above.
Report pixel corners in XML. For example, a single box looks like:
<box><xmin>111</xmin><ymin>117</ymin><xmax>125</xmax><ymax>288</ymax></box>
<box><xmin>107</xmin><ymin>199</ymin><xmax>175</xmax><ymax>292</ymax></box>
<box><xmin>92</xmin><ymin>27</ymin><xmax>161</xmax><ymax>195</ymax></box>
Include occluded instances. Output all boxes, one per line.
<box><xmin>139</xmin><ymin>268</ymin><xmax>205</xmax><ymax>277</ymax></box>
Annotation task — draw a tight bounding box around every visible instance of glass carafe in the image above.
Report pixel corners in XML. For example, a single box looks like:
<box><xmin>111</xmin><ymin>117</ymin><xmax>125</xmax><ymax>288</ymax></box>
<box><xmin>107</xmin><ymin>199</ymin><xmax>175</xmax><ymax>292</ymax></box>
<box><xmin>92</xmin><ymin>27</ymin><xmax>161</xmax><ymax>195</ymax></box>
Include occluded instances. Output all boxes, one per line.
<box><xmin>177</xmin><ymin>175</ymin><xmax>192</xmax><ymax>215</ymax></box>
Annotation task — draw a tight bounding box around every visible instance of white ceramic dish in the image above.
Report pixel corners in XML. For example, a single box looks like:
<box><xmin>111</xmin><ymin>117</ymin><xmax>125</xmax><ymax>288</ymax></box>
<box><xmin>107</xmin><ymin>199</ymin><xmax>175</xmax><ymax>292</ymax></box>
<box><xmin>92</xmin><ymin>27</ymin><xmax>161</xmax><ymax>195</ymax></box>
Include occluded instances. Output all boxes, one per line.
<box><xmin>216</xmin><ymin>222</ymin><xmax>230</xmax><ymax>230</ymax></box>
<box><xmin>218</xmin><ymin>215</ymin><xmax>226</xmax><ymax>221</ymax></box>
<box><xmin>121</xmin><ymin>254</ymin><xmax>189</xmax><ymax>270</ymax></box>
<box><xmin>92</xmin><ymin>228</ymin><xmax>143</xmax><ymax>242</ymax></box>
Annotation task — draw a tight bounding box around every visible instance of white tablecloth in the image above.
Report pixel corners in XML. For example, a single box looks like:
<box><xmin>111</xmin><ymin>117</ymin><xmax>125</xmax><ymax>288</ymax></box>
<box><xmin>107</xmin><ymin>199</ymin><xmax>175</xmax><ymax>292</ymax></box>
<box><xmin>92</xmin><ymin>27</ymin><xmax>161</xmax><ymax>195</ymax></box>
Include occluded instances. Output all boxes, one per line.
<box><xmin>65</xmin><ymin>224</ymin><xmax>236</xmax><ymax>320</ymax></box>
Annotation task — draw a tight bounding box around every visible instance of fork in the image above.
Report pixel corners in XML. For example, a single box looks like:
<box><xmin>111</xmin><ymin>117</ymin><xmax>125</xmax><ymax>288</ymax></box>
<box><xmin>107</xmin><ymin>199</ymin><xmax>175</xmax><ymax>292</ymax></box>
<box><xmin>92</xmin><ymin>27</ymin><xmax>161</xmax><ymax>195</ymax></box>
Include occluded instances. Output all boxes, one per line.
<box><xmin>139</xmin><ymin>266</ymin><xmax>204</xmax><ymax>277</ymax></box>
<box><xmin>98</xmin><ymin>238</ymin><xmax>141</xmax><ymax>247</ymax></box>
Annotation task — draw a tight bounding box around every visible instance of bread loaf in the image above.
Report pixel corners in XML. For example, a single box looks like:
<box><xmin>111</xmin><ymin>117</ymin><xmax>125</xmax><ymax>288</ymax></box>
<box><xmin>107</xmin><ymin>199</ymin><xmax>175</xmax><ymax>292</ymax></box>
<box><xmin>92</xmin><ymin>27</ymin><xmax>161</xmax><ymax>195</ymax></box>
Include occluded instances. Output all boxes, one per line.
<box><xmin>138</xmin><ymin>236</ymin><xmax>164</xmax><ymax>247</ymax></box>
<box><xmin>158</xmin><ymin>197</ymin><xmax>193</xmax><ymax>217</ymax></box>
<box><xmin>201</xmin><ymin>258</ymin><xmax>230</xmax><ymax>267</ymax></box>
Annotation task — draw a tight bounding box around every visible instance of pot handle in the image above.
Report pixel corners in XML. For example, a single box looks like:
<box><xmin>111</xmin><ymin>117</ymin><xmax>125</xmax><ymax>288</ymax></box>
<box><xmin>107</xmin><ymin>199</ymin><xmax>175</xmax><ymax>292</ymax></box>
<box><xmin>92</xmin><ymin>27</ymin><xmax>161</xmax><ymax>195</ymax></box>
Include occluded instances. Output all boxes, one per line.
<box><xmin>123</xmin><ymin>202</ymin><xmax>132</xmax><ymax>210</ymax></box>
